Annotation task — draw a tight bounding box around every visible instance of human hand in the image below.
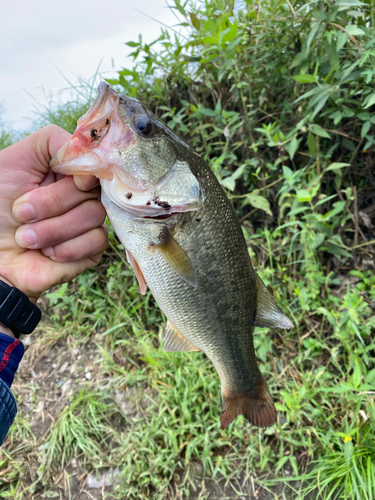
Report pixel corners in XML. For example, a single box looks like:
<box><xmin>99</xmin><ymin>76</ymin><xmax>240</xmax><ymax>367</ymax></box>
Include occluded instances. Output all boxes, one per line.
<box><xmin>0</xmin><ymin>125</ymin><xmax>108</xmax><ymax>309</ymax></box>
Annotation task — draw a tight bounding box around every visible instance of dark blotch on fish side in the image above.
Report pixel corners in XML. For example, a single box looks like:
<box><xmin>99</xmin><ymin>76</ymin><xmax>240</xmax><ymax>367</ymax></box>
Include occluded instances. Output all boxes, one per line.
<box><xmin>153</xmin><ymin>196</ymin><xmax>171</xmax><ymax>210</ymax></box>
<box><xmin>196</xmin><ymin>218</ymin><xmax>201</xmax><ymax>222</ymax></box>
<box><xmin>146</xmin><ymin>201</ymin><xmax>151</xmax><ymax>206</ymax></box>
<box><xmin>125</xmin><ymin>192</ymin><xmax>133</xmax><ymax>199</ymax></box>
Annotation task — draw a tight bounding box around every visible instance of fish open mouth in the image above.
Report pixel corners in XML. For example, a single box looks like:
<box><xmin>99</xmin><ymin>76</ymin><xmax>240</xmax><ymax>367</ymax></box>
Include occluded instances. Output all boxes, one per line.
<box><xmin>143</xmin><ymin>213</ymin><xmax>174</xmax><ymax>220</ymax></box>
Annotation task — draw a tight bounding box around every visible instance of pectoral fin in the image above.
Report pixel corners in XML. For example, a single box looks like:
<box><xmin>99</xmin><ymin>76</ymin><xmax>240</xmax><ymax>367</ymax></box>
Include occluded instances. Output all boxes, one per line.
<box><xmin>255</xmin><ymin>273</ymin><xmax>294</xmax><ymax>329</ymax></box>
<box><xmin>126</xmin><ymin>250</ymin><xmax>148</xmax><ymax>295</ymax></box>
<box><xmin>153</xmin><ymin>228</ymin><xmax>197</xmax><ymax>287</ymax></box>
<box><xmin>164</xmin><ymin>321</ymin><xmax>200</xmax><ymax>352</ymax></box>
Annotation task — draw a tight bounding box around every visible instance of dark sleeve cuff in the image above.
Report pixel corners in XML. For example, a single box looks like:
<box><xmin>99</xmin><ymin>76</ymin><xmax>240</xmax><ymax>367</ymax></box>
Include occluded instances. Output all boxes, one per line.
<box><xmin>0</xmin><ymin>333</ymin><xmax>25</xmax><ymax>388</ymax></box>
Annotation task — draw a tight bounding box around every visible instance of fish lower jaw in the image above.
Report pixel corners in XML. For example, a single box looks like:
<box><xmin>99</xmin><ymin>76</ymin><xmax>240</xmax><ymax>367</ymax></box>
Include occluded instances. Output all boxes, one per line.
<box><xmin>142</xmin><ymin>213</ymin><xmax>174</xmax><ymax>220</ymax></box>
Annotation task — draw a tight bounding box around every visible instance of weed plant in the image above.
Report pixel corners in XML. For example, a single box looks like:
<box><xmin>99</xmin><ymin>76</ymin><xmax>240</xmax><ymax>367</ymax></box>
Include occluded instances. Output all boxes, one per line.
<box><xmin>0</xmin><ymin>1</ymin><xmax>374</xmax><ymax>499</ymax></box>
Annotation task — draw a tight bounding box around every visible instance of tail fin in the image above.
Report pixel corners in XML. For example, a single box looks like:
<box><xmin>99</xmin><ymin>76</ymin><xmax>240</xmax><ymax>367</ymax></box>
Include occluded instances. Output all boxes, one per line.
<box><xmin>220</xmin><ymin>377</ymin><xmax>277</xmax><ymax>430</ymax></box>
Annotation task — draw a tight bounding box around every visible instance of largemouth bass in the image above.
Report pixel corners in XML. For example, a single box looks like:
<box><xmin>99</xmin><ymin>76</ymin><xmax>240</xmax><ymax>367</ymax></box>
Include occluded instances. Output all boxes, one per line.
<box><xmin>51</xmin><ymin>82</ymin><xmax>293</xmax><ymax>429</ymax></box>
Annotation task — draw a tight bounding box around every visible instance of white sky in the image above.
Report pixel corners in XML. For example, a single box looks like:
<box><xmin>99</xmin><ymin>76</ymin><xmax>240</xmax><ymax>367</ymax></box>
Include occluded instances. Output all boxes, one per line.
<box><xmin>0</xmin><ymin>0</ymin><xmax>179</xmax><ymax>130</ymax></box>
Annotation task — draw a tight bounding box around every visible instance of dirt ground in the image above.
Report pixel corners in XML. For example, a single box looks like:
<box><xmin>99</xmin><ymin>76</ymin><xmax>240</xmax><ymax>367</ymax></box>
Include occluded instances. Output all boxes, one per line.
<box><xmin>2</xmin><ymin>332</ymin><xmax>303</xmax><ymax>500</ymax></box>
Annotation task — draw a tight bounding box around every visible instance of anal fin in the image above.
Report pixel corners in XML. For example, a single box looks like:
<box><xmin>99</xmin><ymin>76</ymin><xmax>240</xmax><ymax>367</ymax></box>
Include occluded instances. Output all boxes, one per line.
<box><xmin>153</xmin><ymin>227</ymin><xmax>197</xmax><ymax>288</ymax></box>
<box><xmin>126</xmin><ymin>250</ymin><xmax>148</xmax><ymax>295</ymax></box>
<box><xmin>255</xmin><ymin>273</ymin><xmax>294</xmax><ymax>329</ymax></box>
<box><xmin>164</xmin><ymin>321</ymin><xmax>200</xmax><ymax>352</ymax></box>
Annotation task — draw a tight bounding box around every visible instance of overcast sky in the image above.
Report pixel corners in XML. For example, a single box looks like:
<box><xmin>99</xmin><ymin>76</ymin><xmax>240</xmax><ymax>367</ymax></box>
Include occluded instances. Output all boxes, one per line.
<box><xmin>0</xmin><ymin>0</ymin><xmax>179</xmax><ymax>130</ymax></box>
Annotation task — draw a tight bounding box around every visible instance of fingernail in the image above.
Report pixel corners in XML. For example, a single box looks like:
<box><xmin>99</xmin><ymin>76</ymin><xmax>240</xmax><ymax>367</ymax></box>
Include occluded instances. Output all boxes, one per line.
<box><xmin>42</xmin><ymin>247</ymin><xmax>54</xmax><ymax>257</ymax></box>
<box><xmin>74</xmin><ymin>175</ymin><xmax>99</xmax><ymax>191</ymax></box>
<box><xmin>12</xmin><ymin>203</ymin><xmax>37</xmax><ymax>223</ymax></box>
<box><xmin>15</xmin><ymin>227</ymin><xmax>38</xmax><ymax>248</ymax></box>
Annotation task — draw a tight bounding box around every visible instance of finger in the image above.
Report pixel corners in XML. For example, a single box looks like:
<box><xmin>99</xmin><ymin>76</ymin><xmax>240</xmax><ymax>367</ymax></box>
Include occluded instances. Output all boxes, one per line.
<box><xmin>12</xmin><ymin>176</ymin><xmax>101</xmax><ymax>223</ymax></box>
<box><xmin>3</xmin><ymin>125</ymin><xmax>71</xmax><ymax>179</ymax></box>
<box><xmin>14</xmin><ymin>199</ymin><xmax>106</xmax><ymax>249</ymax></box>
<box><xmin>41</xmin><ymin>225</ymin><xmax>108</xmax><ymax>262</ymax></box>
<box><xmin>21</xmin><ymin>255</ymin><xmax>105</xmax><ymax>296</ymax></box>
<box><xmin>74</xmin><ymin>175</ymin><xmax>100</xmax><ymax>192</ymax></box>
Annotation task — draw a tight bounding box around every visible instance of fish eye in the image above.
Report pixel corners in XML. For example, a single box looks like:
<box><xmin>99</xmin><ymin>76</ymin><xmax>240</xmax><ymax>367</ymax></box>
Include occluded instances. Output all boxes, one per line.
<box><xmin>133</xmin><ymin>116</ymin><xmax>153</xmax><ymax>136</ymax></box>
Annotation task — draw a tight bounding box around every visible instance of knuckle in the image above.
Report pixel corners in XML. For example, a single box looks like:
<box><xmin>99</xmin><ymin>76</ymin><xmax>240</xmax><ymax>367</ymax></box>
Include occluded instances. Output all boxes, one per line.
<box><xmin>53</xmin><ymin>245</ymin><xmax>74</xmax><ymax>263</ymax></box>
<box><xmin>80</xmin><ymin>200</ymin><xmax>107</xmax><ymax>226</ymax></box>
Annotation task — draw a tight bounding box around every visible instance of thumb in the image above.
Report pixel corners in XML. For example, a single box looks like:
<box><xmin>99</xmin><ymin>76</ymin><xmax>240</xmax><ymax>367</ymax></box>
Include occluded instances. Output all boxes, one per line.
<box><xmin>4</xmin><ymin>124</ymin><xmax>71</xmax><ymax>178</ymax></box>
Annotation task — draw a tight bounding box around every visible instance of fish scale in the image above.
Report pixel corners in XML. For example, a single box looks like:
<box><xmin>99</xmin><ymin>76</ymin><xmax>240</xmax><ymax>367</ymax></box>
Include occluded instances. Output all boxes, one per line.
<box><xmin>51</xmin><ymin>81</ymin><xmax>294</xmax><ymax>429</ymax></box>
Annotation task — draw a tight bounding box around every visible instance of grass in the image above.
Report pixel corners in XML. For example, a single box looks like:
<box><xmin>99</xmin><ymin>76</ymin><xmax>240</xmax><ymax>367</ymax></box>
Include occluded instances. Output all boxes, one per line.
<box><xmin>0</xmin><ymin>0</ymin><xmax>374</xmax><ymax>495</ymax></box>
<box><xmin>0</xmin><ymin>226</ymin><xmax>373</xmax><ymax>499</ymax></box>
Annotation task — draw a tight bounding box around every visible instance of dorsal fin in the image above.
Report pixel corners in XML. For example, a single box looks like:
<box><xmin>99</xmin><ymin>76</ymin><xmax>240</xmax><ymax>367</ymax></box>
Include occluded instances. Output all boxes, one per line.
<box><xmin>255</xmin><ymin>273</ymin><xmax>294</xmax><ymax>329</ymax></box>
<box><xmin>126</xmin><ymin>250</ymin><xmax>148</xmax><ymax>295</ymax></box>
<box><xmin>164</xmin><ymin>321</ymin><xmax>200</xmax><ymax>352</ymax></box>
<box><xmin>154</xmin><ymin>227</ymin><xmax>197</xmax><ymax>287</ymax></box>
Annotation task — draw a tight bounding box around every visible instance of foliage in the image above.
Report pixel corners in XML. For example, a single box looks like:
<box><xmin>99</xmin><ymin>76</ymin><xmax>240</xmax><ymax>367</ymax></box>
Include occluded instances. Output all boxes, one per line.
<box><xmin>0</xmin><ymin>0</ymin><xmax>374</xmax><ymax>499</ymax></box>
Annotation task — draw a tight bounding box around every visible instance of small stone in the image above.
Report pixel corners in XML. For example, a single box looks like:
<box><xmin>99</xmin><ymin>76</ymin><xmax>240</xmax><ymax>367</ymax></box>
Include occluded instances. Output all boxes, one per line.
<box><xmin>85</xmin><ymin>372</ymin><xmax>92</xmax><ymax>380</ymax></box>
<box><xmin>23</xmin><ymin>336</ymin><xmax>33</xmax><ymax>346</ymax></box>
<box><xmin>58</xmin><ymin>361</ymin><xmax>69</xmax><ymax>373</ymax></box>
<box><xmin>86</xmin><ymin>467</ymin><xmax>120</xmax><ymax>488</ymax></box>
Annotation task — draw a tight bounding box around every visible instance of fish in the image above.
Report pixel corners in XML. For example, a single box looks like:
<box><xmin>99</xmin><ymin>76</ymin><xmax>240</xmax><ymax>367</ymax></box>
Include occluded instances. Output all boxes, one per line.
<box><xmin>51</xmin><ymin>82</ymin><xmax>294</xmax><ymax>429</ymax></box>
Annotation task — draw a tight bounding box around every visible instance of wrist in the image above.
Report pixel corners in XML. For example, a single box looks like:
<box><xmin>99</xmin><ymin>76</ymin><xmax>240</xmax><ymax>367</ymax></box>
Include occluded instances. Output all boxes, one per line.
<box><xmin>0</xmin><ymin>321</ymin><xmax>15</xmax><ymax>338</ymax></box>
<box><xmin>0</xmin><ymin>277</ymin><xmax>17</xmax><ymax>337</ymax></box>
<box><xmin>0</xmin><ymin>277</ymin><xmax>41</xmax><ymax>338</ymax></box>
<box><xmin>0</xmin><ymin>275</ymin><xmax>38</xmax><ymax>305</ymax></box>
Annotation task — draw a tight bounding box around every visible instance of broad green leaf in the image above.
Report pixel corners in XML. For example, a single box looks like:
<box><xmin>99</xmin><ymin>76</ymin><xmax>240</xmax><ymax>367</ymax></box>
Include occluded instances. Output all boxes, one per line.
<box><xmin>297</xmin><ymin>189</ymin><xmax>311</xmax><ymax>202</ymax></box>
<box><xmin>307</xmin><ymin>22</ymin><xmax>321</xmax><ymax>50</ymax></box>
<box><xmin>293</xmin><ymin>74</ymin><xmax>317</xmax><ymax>83</ymax></box>
<box><xmin>310</xmin><ymin>124</ymin><xmax>331</xmax><ymax>138</ymax></box>
<box><xmin>190</xmin><ymin>12</ymin><xmax>200</xmax><ymax>30</ymax></box>
<box><xmin>291</xmin><ymin>50</ymin><xmax>309</xmax><ymax>69</ymax></box>
<box><xmin>307</xmin><ymin>132</ymin><xmax>317</xmax><ymax>156</ymax></box>
<box><xmin>326</xmin><ymin>162</ymin><xmax>350</xmax><ymax>171</ymax></box>
<box><xmin>220</xmin><ymin>21</ymin><xmax>238</xmax><ymax>45</ymax></box>
<box><xmin>231</xmin><ymin>164</ymin><xmax>247</xmax><ymax>181</ymax></box>
<box><xmin>337</xmin><ymin>0</ymin><xmax>365</xmax><ymax>7</ymax></box>
<box><xmin>361</xmin><ymin>121</ymin><xmax>371</xmax><ymax>138</ymax></box>
<box><xmin>282</xmin><ymin>166</ymin><xmax>293</xmax><ymax>179</ymax></box>
<box><xmin>220</xmin><ymin>177</ymin><xmax>235</xmax><ymax>191</ymax></box>
<box><xmin>313</xmin><ymin>233</ymin><xmax>325</xmax><ymax>249</ymax></box>
<box><xmin>337</xmin><ymin>31</ymin><xmax>348</xmax><ymax>50</ymax></box>
<box><xmin>245</xmin><ymin>194</ymin><xmax>272</xmax><ymax>215</ymax></box>
<box><xmin>285</xmin><ymin>137</ymin><xmax>301</xmax><ymax>160</ymax></box>
<box><xmin>312</xmin><ymin>94</ymin><xmax>329</xmax><ymax>118</ymax></box>
<box><xmin>364</xmin><ymin>93</ymin><xmax>375</xmax><ymax>109</ymax></box>
<box><xmin>202</xmin><ymin>36</ymin><xmax>218</xmax><ymax>44</ymax></box>
<box><xmin>324</xmin><ymin>39</ymin><xmax>339</xmax><ymax>68</ymax></box>
<box><xmin>200</xmin><ymin>107</ymin><xmax>217</xmax><ymax>116</ymax></box>
<box><xmin>365</xmin><ymin>368</ymin><xmax>375</xmax><ymax>384</ymax></box>
<box><xmin>345</xmin><ymin>25</ymin><xmax>365</xmax><ymax>36</ymax></box>
<box><xmin>312</xmin><ymin>10</ymin><xmax>327</xmax><ymax>21</ymax></box>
